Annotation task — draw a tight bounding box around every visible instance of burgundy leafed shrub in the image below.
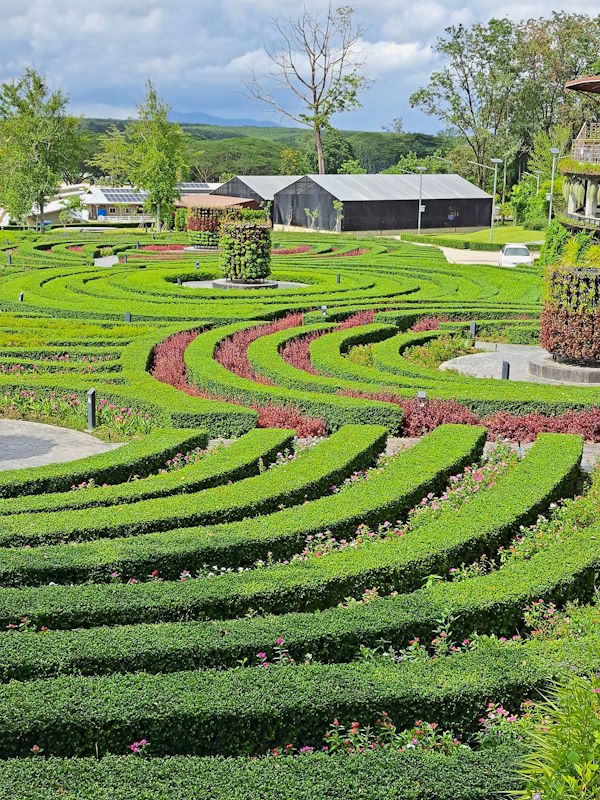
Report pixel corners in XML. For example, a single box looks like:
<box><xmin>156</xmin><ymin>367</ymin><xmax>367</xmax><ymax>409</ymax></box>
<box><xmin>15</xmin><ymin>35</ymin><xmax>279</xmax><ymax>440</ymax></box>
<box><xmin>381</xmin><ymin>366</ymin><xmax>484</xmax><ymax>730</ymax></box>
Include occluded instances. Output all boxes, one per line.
<box><xmin>214</xmin><ymin>313</ymin><xmax>303</xmax><ymax>381</ymax></box>
<box><xmin>482</xmin><ymin>407</ymin><xmax>600</xmax><ymax>442</ymax></box>
<box><xmin>410</xmin><ymin>316</ymin><xmax>450</xmax><ymax>332</ymax></box>
<box><xmin>399</xmin><ymin>397</ymin><xmax>479</xmax><ymax>436</ymax></box>
<box><xmin>140</xmin><ymin>244</ymin><xmax>186</xmax><ymax>252</ymax></box>
<box><xmin>67</xmin><ymin>245</ymin><xmax>83</xmax><ymax>253</ymax></box>
<box><xmin>541</xmin><ymin>306</ymin><xmax>600</xmax><ymax>365</ymax></box>
<box><xmin>340</xmin><ymin>310</ymin><xmax>375</xmax><ymax>328</ymax></box>
<box><xmin>331</xmin><ymin>248</ymin><xmax>368</xmax><ymax>257</ymax></box>
<box><xmin>271</xmin><ymin>246</ymin><xmax>312</xmax><ymax>255</ymax></box>
<box><xmin>280</xmin><ymin>331</ymin><xmax>322</xmax><ymax>374</ymax></box>
<box><xmin>151</xmin><ymin>330</ymin><xmax>204</xmax><ymax>394</ymax></box>
<box><xmin>252</xmin><ymin>402</ymin><xmax>326</xmax><ymax>437</ymax></box>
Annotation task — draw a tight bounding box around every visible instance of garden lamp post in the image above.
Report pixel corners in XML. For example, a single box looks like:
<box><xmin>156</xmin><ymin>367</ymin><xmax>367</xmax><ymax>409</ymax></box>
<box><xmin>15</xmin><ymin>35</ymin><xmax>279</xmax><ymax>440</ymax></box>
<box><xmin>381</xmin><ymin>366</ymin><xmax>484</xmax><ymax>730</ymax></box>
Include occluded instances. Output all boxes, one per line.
<box><xmin>548</xmin><ymin>147</ymin><xmax>560</xmax><ymax>224</ymax></box>
<box><xmin>416</xmin><ymin>166</ymin><xmax>426</xmax><ymax>235</ymax></box>
<box><xmin>490</xmin><ymin>158</ymin><xmax>503</xmax><ymax>244</ymax></box>
<box><xmin>523</xmin><ymin>171</ymin><xmax>542</xmax><ymax>196</ymax></box>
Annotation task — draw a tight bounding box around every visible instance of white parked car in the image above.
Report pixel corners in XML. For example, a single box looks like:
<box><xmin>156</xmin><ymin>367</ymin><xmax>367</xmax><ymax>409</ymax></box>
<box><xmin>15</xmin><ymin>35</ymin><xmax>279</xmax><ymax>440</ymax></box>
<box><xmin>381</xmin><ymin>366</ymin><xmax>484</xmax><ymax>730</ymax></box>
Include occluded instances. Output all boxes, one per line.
<box><xmin>498</xmin><ymin>244</ymin><xmax>534</xmax><ymax>267</ymax></box>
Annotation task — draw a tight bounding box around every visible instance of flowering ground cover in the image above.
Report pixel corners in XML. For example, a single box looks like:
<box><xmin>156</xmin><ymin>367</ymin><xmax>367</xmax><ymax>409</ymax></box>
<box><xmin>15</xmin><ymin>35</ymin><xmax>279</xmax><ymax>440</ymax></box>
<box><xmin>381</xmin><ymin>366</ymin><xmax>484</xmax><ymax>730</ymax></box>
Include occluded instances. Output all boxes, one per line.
<box><xmin>0</xmin><ymin>227</ymin><xmax>597</xmax><ymax>798</ymax></box>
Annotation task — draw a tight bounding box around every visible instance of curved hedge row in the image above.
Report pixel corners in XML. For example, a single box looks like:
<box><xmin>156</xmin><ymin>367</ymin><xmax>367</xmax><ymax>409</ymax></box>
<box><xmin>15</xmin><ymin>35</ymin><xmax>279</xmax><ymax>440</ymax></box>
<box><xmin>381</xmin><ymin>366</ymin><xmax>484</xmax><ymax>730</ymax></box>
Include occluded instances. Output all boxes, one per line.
<box><xmin>0</xmin><ymin>425</ymin><xmax>485</xmax><ymax>595</ymax></box>
<box><xmin>0</xmin><ymin>427</ymin><xmax>293</xmax><ymax>516</ymax></box>
<box><xmin>0</xmin><ymin>424</ymin><xmax>388</xmax><ymax>547</ymax></box>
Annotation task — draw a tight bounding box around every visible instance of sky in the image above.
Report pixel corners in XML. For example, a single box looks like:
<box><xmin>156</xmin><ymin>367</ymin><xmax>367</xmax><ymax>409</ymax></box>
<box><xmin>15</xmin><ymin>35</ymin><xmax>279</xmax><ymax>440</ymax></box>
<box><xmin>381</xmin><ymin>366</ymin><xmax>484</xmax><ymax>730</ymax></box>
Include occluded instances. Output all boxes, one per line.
<box><xmin>0</xmin><ymin>1</ymin><xmax>599</xmax><ymax>132</ymax></box>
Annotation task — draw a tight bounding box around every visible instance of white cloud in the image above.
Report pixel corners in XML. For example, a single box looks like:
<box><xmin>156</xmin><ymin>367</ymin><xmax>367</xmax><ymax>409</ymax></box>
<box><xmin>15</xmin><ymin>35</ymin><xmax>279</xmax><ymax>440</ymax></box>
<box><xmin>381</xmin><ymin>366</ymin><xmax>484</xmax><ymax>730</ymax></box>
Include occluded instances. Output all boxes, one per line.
<box><xmin>0</xmin><ymin>0</ymin><xmax>598</xmax><ymax>129</ymax></box>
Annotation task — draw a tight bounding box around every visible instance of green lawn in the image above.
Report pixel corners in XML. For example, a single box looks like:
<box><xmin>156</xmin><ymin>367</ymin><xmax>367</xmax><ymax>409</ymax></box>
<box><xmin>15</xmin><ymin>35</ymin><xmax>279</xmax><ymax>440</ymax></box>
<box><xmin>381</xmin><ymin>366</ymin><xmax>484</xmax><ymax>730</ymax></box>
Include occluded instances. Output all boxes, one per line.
<box><xmin>437</xmin><ymin>225</ymin><xmax>546</xmax><ymax>246</ymax></box>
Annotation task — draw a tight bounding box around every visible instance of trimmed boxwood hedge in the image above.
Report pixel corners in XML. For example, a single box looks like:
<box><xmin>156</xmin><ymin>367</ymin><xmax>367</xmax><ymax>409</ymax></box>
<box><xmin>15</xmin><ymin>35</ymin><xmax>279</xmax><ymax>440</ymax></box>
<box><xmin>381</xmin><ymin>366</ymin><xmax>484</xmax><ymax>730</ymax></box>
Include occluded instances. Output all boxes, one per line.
<box><xmin>0</xmin><ymin>428</ymin><xmax>293</xmax><ymax>516</ymax></box>
<box><xmin>0</xmin><ymin>425</ymin><xmax>486</xmax><ymax>612</ymax></box>
<box><xmin>0</xmin><ymin>747</ymin><xmax>524</xmax><ymax>800</ymax></box>
<box><xmin>0</xmin><ymin>425</ymin><xmax>484</xmax><ymax>589</ymax></box>
<box><xmin>0</xmin><ymin>427</ymin><xmax>209</xmax><ymax>498</ymax></box>
<box><xmin>0</xmin><ymin>424</ymin><xmax>387</xmax><ymax>547</ymax></box>
<box><xmin>0</xmin><ymin>632</ymin><xmax>596</xmax><ymax>758</ymax></box>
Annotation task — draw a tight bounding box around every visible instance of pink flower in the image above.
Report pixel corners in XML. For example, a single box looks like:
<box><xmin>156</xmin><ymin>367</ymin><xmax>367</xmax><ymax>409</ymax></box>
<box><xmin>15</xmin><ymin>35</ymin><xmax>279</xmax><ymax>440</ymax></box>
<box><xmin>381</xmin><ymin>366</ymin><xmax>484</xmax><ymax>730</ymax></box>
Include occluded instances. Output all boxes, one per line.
<box><xmin>276</xmin><ymin>637</ymin><xmax>284</xmax><ymax>645</ymax></box>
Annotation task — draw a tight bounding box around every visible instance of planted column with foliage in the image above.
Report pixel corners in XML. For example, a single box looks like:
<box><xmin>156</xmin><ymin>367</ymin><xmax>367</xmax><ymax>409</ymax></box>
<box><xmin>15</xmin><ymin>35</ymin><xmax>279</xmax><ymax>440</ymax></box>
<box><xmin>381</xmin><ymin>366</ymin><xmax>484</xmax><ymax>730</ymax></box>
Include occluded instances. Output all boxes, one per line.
<box><xmin>541</xmin><ymin>223</ymin><xmax>600</xmax><ymax>363</ymax></box>
<box><xmin>219</xmin><ymin>212</ymin><xmax>272</xmax><ymax>282</ymax></box>
<box><xmin>188</xmin><ymin>207</ymin><xmax>234</xmax><ymax>247</ymax></box>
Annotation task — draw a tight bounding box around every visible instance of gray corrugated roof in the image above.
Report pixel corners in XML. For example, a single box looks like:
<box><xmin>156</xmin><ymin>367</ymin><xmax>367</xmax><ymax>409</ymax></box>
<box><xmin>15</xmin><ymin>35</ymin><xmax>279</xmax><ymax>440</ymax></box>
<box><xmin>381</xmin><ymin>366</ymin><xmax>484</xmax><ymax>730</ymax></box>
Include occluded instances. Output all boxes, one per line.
<box><xmin>297</xmin><ymin>174</ymin><xmax>491</xmax><ymax>202</ymax></box>
<box><xmin>223</xmin><ymin>176</ymin><xmax>301</xmax><ymax>200</ymax></box>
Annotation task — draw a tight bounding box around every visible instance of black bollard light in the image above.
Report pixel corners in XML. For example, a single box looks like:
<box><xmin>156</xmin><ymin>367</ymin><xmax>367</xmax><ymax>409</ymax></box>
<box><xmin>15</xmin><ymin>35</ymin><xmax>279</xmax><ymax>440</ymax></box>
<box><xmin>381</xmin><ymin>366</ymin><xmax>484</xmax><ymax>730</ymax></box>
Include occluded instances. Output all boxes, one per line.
<box><xmin>177</xmin><ymin>276</ymin><xmax>182</xmax><ymax>286</ymax></box>
<box><xmin>469</xmin><ymin>320</ymin><xmax>476</xmax><ymax>338</ymax></box>
<box><xmin>87</xmin><ymin>388</ymin><xmax>96</xmax><ymax>430</ymax></box>
<box><xmin>195</xmin><ymin>261</ymin><xmax>199</xmax><ymax>270</ymax></box>
<box><xmin>125</xmin><ymin>312</ymin><xmax>132</xmax><ymax>323</ymax></box>
<box><xmin>136</xmin><ymin>241</ymin><xmax>140</xmax><ymax>250</ymax></box>
<box><xmin>336</xmin><ymin>273</ymin><xmax>341</xmax><ymax>284</ymax></box>
<box><xmin>18</xmin><ymin>292</ymin><xmax>23</xmax><ymax>302</ymax></box>
<box><xmin>123</xmin><ymin>254</ymin><xmax>127</xmax><ymax>264</ymax></box>
<box><xmin>501</xmin><ymin>361</ymin><xmax>510</xmax><ymax>380</ymax></box>
<box><xmin>7</xmin><ymin>252</ymin><xmax>11</xmax><ymax>266</ymax></box>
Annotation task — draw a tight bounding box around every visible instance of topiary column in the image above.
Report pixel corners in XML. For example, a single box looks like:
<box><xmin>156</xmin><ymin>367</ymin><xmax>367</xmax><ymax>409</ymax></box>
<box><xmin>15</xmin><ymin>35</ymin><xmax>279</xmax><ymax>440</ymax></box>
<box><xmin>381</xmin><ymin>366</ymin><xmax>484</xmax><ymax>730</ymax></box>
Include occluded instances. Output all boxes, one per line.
<box><xmin>219</xmin><ymin>219</ymin><xmax>272</xmax><ymax>282</ymax></box>
<box><xmin>541</xmin><ymin>264</ymin><xmax>600</xmax><ymax>363</ymax></box>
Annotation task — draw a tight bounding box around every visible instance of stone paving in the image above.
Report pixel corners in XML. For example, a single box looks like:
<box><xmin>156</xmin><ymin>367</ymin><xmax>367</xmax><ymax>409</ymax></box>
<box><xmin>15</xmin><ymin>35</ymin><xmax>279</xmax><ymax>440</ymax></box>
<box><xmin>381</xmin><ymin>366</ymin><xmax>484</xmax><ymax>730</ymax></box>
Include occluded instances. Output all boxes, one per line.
<box><xmin>0</xmin><ymin>419</ymin><xmax>121</xmax><ymax>471</ymax></box>
<box><xmin>440</xmin><ymin>341</ymin><xmax>574</xmax><ymax>384</ymax></box>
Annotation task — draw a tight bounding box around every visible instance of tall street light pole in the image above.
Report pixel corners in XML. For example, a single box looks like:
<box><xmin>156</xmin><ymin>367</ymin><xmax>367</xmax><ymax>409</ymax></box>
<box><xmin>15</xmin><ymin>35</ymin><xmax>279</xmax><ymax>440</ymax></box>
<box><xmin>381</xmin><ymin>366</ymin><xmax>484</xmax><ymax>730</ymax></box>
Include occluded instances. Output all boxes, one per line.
<box><xmin>490</xmin><ymin>158</ymin><xmax>503</xmax><ymax>244</ymax></box>
<box><xmin>548</xmin><ymin>147</ymin><xmax>560</xmax><ymax>224</ymax></box>
<box><xmin>416</xmin><ymin>165</ymin><xmax>426</xmax><ymax>235</ymax></box>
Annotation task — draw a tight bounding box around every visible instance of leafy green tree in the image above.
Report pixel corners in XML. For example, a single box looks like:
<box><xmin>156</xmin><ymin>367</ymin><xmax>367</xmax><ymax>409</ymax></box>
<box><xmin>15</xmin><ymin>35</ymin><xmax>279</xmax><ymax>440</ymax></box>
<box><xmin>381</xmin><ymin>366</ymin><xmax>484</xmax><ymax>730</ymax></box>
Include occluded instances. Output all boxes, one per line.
<box><xmin>338</xmin><ymin>158</ymin><xmax>365</xmax><ymax>174</ymax></box>
<box><xmin>248</xmin><ymin>6</ymin><xmax>370</xmax><ymax>173</ymax></box>
<box><xmin>280</xmin><ymin>148</ymin><xmax>310</xmax><ymax>175</ymax></box>
<box><xmin>308</xmin><ymin>128</ymin><xmax>355</xmax><ymax>174</ymax></box>
<box><xmin>90</xmin><ymin>126</ymin><xmax>130</xmax><ymax>184</ymax></box>
<box><xmin>59</xmin><ymin>195</ymin><xmax>85</xmax><ymax>228</ymax></box>
<box><xmin>514</xmin><ymin>13</ymin><xmax>600</xmax><ymax>152</ymax></box>
<box><xmin>0</xmin><ymin>67</ymin><xmax>85</xmax><ymax>229</ymax></box>
<box><xmin>527</xmin><ymin>125</ymin><xmax>571</xmax><ymax>178</ymax></box>
<box><xmin>92</xmin><ymin>81</ymin><xmax>187</xmax><ymax>231</ymax></box>
<box><xmin>410</xmin><ymin>19</ymin><xmax>520</xmax><ymax>188</ymax></box>
<box><xmin>383</xmin><ymin>150</ymin><xmax>449</xmax><ymax>175</ymax></box>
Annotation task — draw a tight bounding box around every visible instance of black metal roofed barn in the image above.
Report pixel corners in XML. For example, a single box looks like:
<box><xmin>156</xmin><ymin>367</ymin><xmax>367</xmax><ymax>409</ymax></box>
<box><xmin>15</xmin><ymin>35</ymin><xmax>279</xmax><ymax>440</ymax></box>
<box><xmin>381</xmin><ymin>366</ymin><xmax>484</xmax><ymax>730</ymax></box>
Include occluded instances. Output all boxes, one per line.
<box><xmin>272</xmin><ymin>174</ymin><xmax>492</xmax><ymax>232</ymax></box>
<box><xmin>212</xmin><ymin>176</ymin><xmax>300</xmax><ymax>214</ymax></box>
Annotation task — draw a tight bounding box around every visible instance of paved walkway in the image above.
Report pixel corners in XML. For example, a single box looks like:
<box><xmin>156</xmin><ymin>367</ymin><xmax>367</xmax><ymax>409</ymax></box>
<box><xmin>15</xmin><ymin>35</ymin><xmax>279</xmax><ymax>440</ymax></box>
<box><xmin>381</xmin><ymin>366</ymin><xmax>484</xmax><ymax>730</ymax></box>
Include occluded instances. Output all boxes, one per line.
<box><xmin>94</xmin><ymin>255</ymin><xmax>119</xmax><ymax>267</ymax></box>
<box><xmin>0</xmin><ymin>419</ymin><xmax>121</xmax><ymax>471</ymax></box>
<box><xmin>394</xmin><ymin>237</ymin><xmax>539</xmax><ymax>266</ymax></box>
<box><xmin>440</xmin><ymin>341</ymin><xmax>600</xmax><ymax>387</ymax></box>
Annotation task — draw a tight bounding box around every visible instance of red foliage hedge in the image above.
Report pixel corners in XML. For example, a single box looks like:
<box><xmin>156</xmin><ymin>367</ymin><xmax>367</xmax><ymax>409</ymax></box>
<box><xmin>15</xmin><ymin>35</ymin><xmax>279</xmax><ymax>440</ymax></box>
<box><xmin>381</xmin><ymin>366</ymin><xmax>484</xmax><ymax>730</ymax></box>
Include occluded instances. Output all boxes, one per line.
<box><xmin>541</xmin><ymin>305</ymin><xmax>600</xmax><ymax>364</ymax></box>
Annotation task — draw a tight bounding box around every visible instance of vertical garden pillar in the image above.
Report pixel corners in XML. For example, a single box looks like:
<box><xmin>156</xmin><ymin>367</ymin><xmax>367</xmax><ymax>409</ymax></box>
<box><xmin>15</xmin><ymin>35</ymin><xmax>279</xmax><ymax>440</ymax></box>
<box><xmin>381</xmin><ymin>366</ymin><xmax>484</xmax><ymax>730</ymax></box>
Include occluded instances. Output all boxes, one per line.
<box><xmin>585</xmin><ymin>179</ymin><xmax>598</xmax><ymax>218</ymax></box>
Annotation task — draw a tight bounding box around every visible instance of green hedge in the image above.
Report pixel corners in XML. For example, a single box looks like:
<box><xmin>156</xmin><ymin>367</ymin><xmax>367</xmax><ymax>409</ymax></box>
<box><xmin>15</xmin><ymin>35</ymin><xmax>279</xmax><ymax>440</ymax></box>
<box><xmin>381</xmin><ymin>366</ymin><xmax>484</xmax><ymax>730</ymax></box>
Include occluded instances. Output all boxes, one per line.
<box><xmin>0</xmin><ymin>424</ymin><xmax>387</xmax><ymax>548</ymax></box>
<box><xmin>0</xmin><ymin>428</ymin><xmax>209</xmax><ymax>498</ymax></box>
<box><xmin>184</xmin><ymin>323</ymin><xmax>405</xmax><ymax>433</ymax></box>
<box><xmin>0</xmin><ymin>425</ymin><xmax>486</xmax><ymax>607</ymax></box>
<box><xmin>0</xmin><ymin>428</ymin><xmax>293</xmax><ymax>516</ymax></box>
<box><xmin>0</xmin><ymin>632</ymin><xmax>596</xmax><ymax>758</ymax></box>
<box><xmin>0</xmin><ymin>747</ymin><xmax>524</xmax><ymax>800</ymax></box>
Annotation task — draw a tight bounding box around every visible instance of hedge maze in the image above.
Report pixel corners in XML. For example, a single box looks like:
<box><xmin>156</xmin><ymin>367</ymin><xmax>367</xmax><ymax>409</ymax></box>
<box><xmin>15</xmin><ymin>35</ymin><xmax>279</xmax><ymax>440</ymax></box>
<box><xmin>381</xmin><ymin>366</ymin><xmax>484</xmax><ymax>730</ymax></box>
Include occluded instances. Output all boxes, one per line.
<box><xmin>0</xmin><ymin>227</ymin><xmax>598</xmax><ymax>798</ymax></box>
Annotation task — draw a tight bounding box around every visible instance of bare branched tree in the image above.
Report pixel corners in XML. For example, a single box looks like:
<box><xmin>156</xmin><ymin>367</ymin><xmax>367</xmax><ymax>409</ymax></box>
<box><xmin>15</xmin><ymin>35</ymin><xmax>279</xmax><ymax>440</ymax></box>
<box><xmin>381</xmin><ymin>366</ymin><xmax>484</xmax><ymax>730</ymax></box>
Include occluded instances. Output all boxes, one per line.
<box><xmin>248</xmin><ymin>5</ymin><xmax>370</xmax><ymax>174</ymax></box>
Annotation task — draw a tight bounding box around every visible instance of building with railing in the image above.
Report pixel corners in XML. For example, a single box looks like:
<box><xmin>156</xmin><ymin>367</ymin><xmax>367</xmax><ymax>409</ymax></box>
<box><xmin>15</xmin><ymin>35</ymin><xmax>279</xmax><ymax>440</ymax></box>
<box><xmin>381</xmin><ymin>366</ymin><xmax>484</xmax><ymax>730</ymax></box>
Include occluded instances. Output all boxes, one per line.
<box><xmin>559</xmin><ymin>77</ymin><xmax>600</xmax><ymax>232</ymax></box>
<box><xmin>82</xmin><ymin>183</ymin><xmax>221</xmax><ymax>225</ymax></box>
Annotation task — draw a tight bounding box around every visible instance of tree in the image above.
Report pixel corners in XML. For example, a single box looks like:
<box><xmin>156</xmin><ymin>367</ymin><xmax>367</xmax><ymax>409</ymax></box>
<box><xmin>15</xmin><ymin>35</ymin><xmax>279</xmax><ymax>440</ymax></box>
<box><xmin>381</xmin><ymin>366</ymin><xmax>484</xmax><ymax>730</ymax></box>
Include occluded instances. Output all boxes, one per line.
<box><xmin>381</xmin><ymin>117</ymin><xmax>403</xmax><ymax>133</ymax></box>
<box><xmin>307</xmin><ymin>128</ymin><xmax>355</xmax><ymax>173</ymax></box>
<box><xmin>280</xmin><ymin>147</ymin><xmax>310</xmax><ymax>175</ymax></box>
<box><xmin>92</xmin><ymin>81</ymin><xmax>187</xmax><ymax>231</ymax></box>
<box><xmin>0</xmin><ymin>68</ymin><xmax>85</xmax><ymax>229</ymax></box>
<box><xmin>91</xmin><ymin>126</ymin><xmax>130</xmax><ymax>184</ymax></box>
<box><xmin>248</xmin><ymin>5</ymin><xmax>370</xmax><ymax>173</ymax></box>
<box><xmin>410</xmin><ymin>19</ymin><xmax>520</xmax><ymax>188</ymax></box>
<box><xmin>527</xmin><ymin>125</ymin><xmax>570</xmax><ymax>178</ymax></box>
<box><xmin>59</xmin><ymin>195</ymin><xmax>85</xmax><ymax>228</ymax></box>
<box><xmin>383</xmin><ymin>149</ymin><xmax>449</xmax><ymax>175</ymax></box>
<box><xmin>513</xmin><ymin>13</ymin><xmax>600</xmax><ymax>153</ymax></box>
<box><xmin>338</xmin><ymin>158</ymin><xmax>365</xmax><ymax>174</ymax></box>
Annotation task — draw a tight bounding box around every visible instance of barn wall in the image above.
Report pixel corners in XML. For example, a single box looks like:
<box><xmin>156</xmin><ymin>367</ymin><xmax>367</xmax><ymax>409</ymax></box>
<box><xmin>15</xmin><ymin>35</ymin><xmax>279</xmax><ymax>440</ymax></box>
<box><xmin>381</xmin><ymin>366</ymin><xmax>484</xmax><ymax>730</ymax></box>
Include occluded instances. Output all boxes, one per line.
<box><xmin>341</xmin><ymin>197</ymin><xmax>492</xmax><ymax>231</ymax></box>
<box><xmin>212</xmin><ymin>179</ymin><xmax>264</xmax><ymax>206</ymax></box>
<box><xmin>274</xmin><ymin>178</ymin><xmax>337</xmax><ymax>230</ymax></box>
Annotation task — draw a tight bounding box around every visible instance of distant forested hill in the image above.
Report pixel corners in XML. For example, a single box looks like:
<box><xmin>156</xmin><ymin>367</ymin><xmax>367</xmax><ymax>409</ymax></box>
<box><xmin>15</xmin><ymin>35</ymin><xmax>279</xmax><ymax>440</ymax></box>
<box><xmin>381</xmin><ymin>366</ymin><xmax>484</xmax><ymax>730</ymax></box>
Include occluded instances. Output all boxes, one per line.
<box><xmin>82</xmin><ymin>119</ymin><xmax>448</xmax><ymax>180</ymax></box>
